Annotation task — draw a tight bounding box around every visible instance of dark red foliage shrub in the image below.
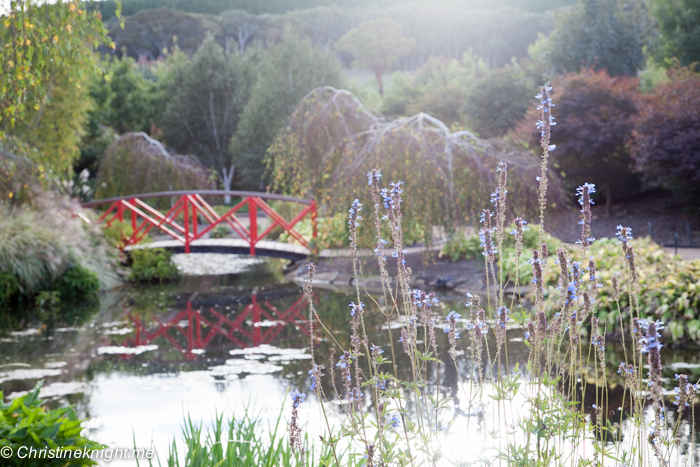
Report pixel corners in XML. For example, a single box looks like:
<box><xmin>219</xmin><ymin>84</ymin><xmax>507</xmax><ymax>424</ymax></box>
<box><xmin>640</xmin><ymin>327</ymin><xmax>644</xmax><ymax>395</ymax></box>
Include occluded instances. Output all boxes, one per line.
<box><xmin>628</xmin><ymin>71</ymin><xmax>700</xmax><ymax>201</ymax></box>
<box><xmin>512</xmin><ymin>69</ymin><xmax>640</xmax><ymax>211</ymax></box>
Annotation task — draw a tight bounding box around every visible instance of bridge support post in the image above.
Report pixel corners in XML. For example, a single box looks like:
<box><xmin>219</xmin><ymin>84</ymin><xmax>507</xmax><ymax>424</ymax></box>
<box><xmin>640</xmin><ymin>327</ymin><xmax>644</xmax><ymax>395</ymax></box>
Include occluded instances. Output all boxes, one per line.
<box><xmin>249</xmin><ymin>198</ymin><xmax>257</xmax><ymax>256</ymax></box>
<box><xmin>183</xmin><ymin>196</ymin><xmax>190</xmax><ymax>254</ymax></box>
<box><xmin>130</xmin><ymin>198</ymin><xmax>137</xmax><ymax>244</ymax></box>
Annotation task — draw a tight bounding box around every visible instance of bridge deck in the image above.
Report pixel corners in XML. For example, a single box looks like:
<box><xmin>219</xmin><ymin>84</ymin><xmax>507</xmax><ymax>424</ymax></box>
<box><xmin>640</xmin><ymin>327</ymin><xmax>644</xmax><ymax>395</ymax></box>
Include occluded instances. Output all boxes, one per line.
<box><xmin>125</xmin><ymin>239</ymin><xmax>311</xmax><ymax>261</ymax></box>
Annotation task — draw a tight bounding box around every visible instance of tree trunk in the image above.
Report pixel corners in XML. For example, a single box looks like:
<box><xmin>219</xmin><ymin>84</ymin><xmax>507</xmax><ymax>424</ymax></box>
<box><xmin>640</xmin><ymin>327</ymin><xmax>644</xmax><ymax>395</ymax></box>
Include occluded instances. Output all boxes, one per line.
<box><xmin>222</xmin><ymin>165</ymin><xmax>235</xmax><ymax>205</ymax></box>
<box><xmin>375</xmin><ymin>68</ymin><xmax>384</xmax><ymax>96</ymax></box>
<box><xmin>605</xmin><ymin>183</ymin><xmax>611</xmax><ymax>218</ymax></box>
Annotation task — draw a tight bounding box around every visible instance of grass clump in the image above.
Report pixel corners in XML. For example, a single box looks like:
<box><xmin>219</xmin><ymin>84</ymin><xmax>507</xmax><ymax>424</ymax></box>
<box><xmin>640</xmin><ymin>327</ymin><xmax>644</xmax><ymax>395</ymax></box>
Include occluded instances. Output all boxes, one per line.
<box><xmin>146</xmin><ymin>409</ymin><xmax>334</xmax><ymax>467</ymax></box>
<box><xmin>0</xmin><ymin>202</ymin><xmax>119</xmax><ymax>308</ymax></box>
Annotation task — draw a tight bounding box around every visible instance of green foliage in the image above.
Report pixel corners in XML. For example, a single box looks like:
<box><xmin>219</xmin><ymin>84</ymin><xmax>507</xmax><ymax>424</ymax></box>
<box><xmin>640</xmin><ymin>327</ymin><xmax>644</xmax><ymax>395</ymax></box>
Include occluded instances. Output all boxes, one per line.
<box><xmin>440</xmin><ymin>231</ymin><xmax>482</xmax><ymax>262</ymax></box>
<box><xmin>463</xmin><ymin>62</ymin><xmax>533</xmax><ymax>138</ymax></box>
<box><xmin>268</xmin><ymin>87</ymin><xmax>564</xmax><ymax>239</ymax></box>
<box><xmin>0</xmin><ymin>204</ymin><xmax>120</xmax><ymax>300</ymax></box>
<box><xmin>0</xmin><ymin>271</ymin><xmax>20</xmax><ymax>307</ymax></box>
<box><xmin>96</xmin><ymin>0</ymin><xmax>577</xmax><ymax>21</ymax></box>
<box><xmin>231</xmin><ymin>30</ymin><xmax>344</xmax><ymax>190</ymax></box>
<box><xmin>154</xmin><ymin>409</ymin><xmax>335</xmax><ymax>467</ymax></box>
<box><xmin>102</xmin><ymin>220</ymin><xmax>135</xmax><ymax>249</ymax></box>
<box><xmin>335</xmin><ymin>19</ymin><xmax>414</xmax><ymax>95</ymax></box>
<box><xmin>279</xmin><ymin>212</ymin><xmax>425</xmax><ymax>249</ymax></box>
<box><xmin>648</xmin><ymin>0</ymin><xmax>700</xmax><ymax>67</ymax></box>
<box><xmin>545</xmin><ymin>0</ymin><xmax>652</xmax><ymax>77</ymax></box>
<box><xmin>9</xmin><ymin>67</ymin><xmax>96</xmax><ymax>176</ymax></box>
<box><xmin>209</xmin><ymin>223</ymin><xmax>232</xmax><ymax>238</ymax></box>
<box><xmin>52</xmin><ymin>264</ymin><xmax>100</xmax><ymax>301</ymax></box>
<box><xmin>108</xmin><ymin>8</ymin><xmax>223</xmax><ymax>58</ymax></box>
<box><xmin>545</xmin><ymin>237</ymin><xmax>700</xmax><ymax>345</ymax></box>
<box><xmin>381</xmin><ymin>54</ymin><xmax>486</xmax><ymax>126</ymax></box>
<box><xmin>0</xmin><ymin>382</ymin><xmax>105</xmax><ymax>466</ymax></box>
<box><xmin>0</xmin><ymin>207</ymin><xmax>72</xmax><ymax>295</ymax></box>
<box><xmin>94</xmin><ymin>55</ymin><xmax>161</xmax><ymax>136</ymax></box>
<box><xmin>129</xmin><ymin>248</ymin><xmax>180</xmax><ymax>282</ymax></box>
<box><xmin>0</xmin><ymin>1</ymin><xmax>116</xmax><ymax>131</ymax></box>
<box><xmin>441</xmin><ymin>224</ymin><xmax>563</xmax><ymax>284</ymax></box>
<box><xmin>160</xmin><ymin>35</ymin><xmax>253</xmax><ymax>184</ymax></box>
<box><xmin>0</xmin><ymin>140</ymin><xmax>48</xmax><ymax>205</ymax></box>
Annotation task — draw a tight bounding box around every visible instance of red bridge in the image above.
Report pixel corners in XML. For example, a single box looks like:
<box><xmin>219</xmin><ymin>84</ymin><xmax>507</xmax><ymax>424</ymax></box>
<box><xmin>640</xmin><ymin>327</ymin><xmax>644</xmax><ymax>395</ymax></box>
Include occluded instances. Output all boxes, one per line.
<box><xmin>82</xmin><ymin>191</ymin><xmax>317</xmax><ymax>260</ymax></box>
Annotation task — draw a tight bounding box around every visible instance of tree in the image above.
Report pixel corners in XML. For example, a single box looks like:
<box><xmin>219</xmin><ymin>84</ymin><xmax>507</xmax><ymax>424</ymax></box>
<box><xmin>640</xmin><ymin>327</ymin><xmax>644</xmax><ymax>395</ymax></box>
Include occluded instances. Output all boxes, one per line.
<box><xmin>546</xmin><ymin>0</ymin><xmax>652</xmax><ymax>77</ymax></box>
<box><xmin>513</xmin><ymin>69</ymin><xmax>640</xmax><ymax>214</ymax></box>
<box><xmin>221</xmin><ymin>9</ymin><xmax>261</xmax><ymax>56</ymax></box>
<box><xmin>334</xmin><ymin>19</ymin><xmax>414</xmax><ymax>96</ymax></box>
<box><xmin>231</xmin><ymin>30</ymin><xmax>343</xmax><ymax>190</ymax></box>
<box><xmin>648</xmin><ymin>0</ymin><xmax>700</xmax><ymax>67</ymax></box>
<box><xmin>1</xmin><ymin>1</ymin><xmax>121</xmax><ymax>176</ymax></box>
<box><xmin>628</xmin><ymin>69</ymin><xmax>700</xmax><ymax>202</ymax></box>
<box><xmin>462</xmin><ymin>62</ymin><xmax>533</xmax><ymax>139</ymax></box>
<box><xmin>268</xmin><ymin>87</ymin><xmax>565</xmax><ymax>238</ymax></box>
<box><xmin>160</xmin><ymin>34</ymin><xmax>253</xmax><ymax>201</ymax></box>
<box><xmin>76</xmin><ymin>56</ymin><xmax>160</xmax><ymax>174</ymax></box>
<box><xmin>1</xmin><ymin>0</ymin><xmax>117</xmax><ymax>136</ymax></box>
<box><xmin>381</xmin><ymin>54</ymin><xmax>487</xmax><ymax>127</ymax></box>
<box><xmin>109</xmin><ymin>7</ymin><xmax>222</xmax><ymax>59</ymax></box>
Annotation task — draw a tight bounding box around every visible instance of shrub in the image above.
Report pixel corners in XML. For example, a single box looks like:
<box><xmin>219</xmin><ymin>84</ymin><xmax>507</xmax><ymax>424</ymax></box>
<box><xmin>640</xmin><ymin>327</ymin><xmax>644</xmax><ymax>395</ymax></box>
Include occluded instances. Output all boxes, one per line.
<box><xmin>279</xmin><ymin>213</ymin><xmax>425</xmax><ymax>250</ymax></box>
<box><xmin>462</xmin><ymin>63</ymin><xmax>533</xmax><ymax>138</ymax></box>
<box><xmin>0</xmin><ymin>382</ymin><xmax>105</xmax><ymax>466</ymax></box>
<box><xmin>0</xmin><ymin>204</ymin><xmax>120</xmax><ymax>297</ymax></box>
<box><xmin>52</xmin><ymin>264</ymin><xmax>100</xmax><ymax>301</ymax></box>
<box><xmin>513</xmin><ymin>69</ymin><xmax>640</xmax><ymax>212</ymax></box>
<box><xmin>102</xmin><ymin>220</ymin><xmax>136</xmax><ymax>249</ymax></box>
<box><xmin>628</xmin><ymin>69</ymin><xmax>700</xmax><ymax>202</ymax></box>
<box><xmin>0</xmin><ymin>207</ymin><xmax>71</xmax><ymax>295</ymax></box>
<box><xmin>547</xmin><ymin>236</ymin><xmax>700</xmax><ymax>344</ymax></box>
<box><xmin>268</xmin><ymin>87</ymin><xmax>565</xmax><ymax>240</ymax></box>
<box><xmin>129</xmin><ymin>248</ymin><xmax>180</xmax><ymax>282</ymax></box>
<box><xmin>0</xmin><ymin>271</ymin><xmax>19</xmax><ymax>307</ymax></box>
<box><xmin>95</xmin><ymin>132</ymin><xmax>214</xmax><ymax>204</ymax></box>
<box><xmin>441</xmin><ymin>224</ymin><xmax>563</xmax><ymax>284</ymax></box>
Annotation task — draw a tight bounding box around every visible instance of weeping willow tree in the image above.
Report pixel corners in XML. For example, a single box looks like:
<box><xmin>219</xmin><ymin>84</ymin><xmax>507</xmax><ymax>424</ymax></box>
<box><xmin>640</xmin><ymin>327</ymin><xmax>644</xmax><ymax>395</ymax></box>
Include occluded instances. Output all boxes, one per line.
<box><xmin>95</xmin><ymin>132</ymin><xmax>214</xmax><ymax>206</ymax></box>
<box><xmin>268</xmin><ymin>86</ymin><xmax>565</xmax><ymax>240</ymax></box>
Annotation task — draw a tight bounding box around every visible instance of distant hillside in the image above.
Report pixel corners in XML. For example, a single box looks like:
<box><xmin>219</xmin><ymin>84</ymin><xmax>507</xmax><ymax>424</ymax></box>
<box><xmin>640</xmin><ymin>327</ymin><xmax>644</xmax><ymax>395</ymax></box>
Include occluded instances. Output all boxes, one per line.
<box><xmin>101</xmin><ymin>0</ymin><xmax>577</xmax><ymax>70</ymax></box>
<box><xmin>95</xmin><ymin>0</ymin><xmax>575</xmax><ymax>21</ymax></box>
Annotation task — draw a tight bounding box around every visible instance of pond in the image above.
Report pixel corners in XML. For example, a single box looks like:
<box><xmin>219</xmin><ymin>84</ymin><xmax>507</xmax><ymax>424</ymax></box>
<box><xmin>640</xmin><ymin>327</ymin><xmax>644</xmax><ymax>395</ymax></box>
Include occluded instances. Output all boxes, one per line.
<box><xmin>1</xmin><ymin>256</ymin><xmax>699</xmax><ymax>466</ymax></box>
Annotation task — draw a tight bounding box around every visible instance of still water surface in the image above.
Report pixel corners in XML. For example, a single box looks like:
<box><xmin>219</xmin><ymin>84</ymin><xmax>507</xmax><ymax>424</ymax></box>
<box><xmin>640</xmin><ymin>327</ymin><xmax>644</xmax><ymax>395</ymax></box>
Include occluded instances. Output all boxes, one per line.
<box><xmin>1</xmin><ymin>256</ymin><xmax>699</xmax><ymax>465</ymax></box>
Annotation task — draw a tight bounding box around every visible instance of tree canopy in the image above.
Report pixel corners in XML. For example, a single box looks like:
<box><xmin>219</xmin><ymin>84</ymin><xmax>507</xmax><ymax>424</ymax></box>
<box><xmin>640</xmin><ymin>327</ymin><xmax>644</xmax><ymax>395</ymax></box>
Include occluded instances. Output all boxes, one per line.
<box><xmin>160</xmin><ymin>35</ymin><xmax>253</xmax><ymax>188</ymax></box>
<box><xmin>513</xmin><ymin>69</ymin><xmax>640</xmax><ymax>211</ymax></box>
<box><xmin>231</xmin><ymin>31</ymin><xmax>344</xmax><ymax>190</ymax></box>
<box><xmin>628</xmin><ymin>69</ymin><xmax>700</xmax><ymax>202</ymax></box>
<box><xmin>335</xmin><ymin>19</ymin><xmax>414</xmax><ymax>95</ymax></box>
<box><xmin>268</xmin><ymin>87</ymin><xmax>565</xmax><ymax>236</ymax></box>
<box><xmin>545</xmin><ymin>0</ymin><xmax>652</xmax><ymax>77</ymax></box>
<box><xmin>648</xmin><ymin>0</ymin><xmax>700</xmax><ymax>67</ymax></box>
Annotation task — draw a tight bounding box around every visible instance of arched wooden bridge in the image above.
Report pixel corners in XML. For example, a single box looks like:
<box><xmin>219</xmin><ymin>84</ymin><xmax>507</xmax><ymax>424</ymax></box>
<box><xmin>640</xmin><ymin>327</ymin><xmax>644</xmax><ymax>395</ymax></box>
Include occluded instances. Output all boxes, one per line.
<box><xmin>82</xmin><ymin>191</ymin><xmax>317</xmax><ymax>260</ymax></box>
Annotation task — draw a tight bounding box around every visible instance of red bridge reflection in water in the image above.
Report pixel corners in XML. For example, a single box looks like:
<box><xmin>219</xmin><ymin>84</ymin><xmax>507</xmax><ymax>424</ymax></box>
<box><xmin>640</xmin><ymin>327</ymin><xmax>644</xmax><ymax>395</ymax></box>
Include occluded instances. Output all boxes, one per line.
<box><xmin>125</xmin><ymin>293</ymin><xmax>313</xmax><ymax>360</ymax></box>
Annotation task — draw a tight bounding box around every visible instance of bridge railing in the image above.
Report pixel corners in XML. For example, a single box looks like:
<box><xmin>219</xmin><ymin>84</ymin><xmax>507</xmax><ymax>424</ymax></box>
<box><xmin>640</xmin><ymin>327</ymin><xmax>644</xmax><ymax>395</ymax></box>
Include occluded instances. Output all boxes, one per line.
<box><xmin>82</xmin><ymin>190</ymin><xmax>318</xmax><ymax>255</ymax></box>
